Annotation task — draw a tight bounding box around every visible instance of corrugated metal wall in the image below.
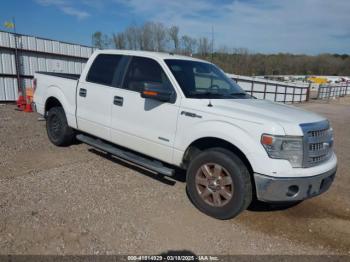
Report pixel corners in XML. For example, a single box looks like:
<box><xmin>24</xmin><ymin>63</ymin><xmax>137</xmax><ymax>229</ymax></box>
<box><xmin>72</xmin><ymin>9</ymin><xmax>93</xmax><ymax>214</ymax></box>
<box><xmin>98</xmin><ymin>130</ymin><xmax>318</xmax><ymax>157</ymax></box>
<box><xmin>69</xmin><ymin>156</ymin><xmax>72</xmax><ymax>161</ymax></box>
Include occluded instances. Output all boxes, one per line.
<box><xmin>0</xmin><ymin>31</ymin><xmax>94</xmax><ymax>101</ymax></box>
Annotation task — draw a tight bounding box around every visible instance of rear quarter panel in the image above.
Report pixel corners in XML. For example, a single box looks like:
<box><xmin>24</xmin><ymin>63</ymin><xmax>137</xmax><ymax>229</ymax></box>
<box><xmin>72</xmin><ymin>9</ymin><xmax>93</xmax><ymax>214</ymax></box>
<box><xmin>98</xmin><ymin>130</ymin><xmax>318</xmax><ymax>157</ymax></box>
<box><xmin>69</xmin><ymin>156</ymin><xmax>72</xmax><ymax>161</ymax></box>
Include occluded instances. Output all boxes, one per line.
<box><xmin>33</xmin><ymin>73</ymin><xmax>78</xmax><ymax>128</ymax></box>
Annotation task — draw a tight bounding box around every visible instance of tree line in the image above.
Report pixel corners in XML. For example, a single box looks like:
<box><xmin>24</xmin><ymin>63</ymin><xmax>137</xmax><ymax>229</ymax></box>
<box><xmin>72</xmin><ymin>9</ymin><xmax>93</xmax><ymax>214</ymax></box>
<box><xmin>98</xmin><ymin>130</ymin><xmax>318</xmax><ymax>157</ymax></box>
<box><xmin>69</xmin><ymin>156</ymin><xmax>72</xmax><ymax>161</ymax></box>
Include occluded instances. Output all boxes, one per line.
<box><xmin>92</xmin><ymin>22</ymin><xmax>350</xmax><ymax>76</ymax></box>
<box><xmin>92</xmin><ymin>22</ymin><xmax>213</xmax><ymax>56</ymax></box>
<box><xmin>208</xmin><ymin>50</ymin><xmax>350</xmax><ymax>76</ymax></box>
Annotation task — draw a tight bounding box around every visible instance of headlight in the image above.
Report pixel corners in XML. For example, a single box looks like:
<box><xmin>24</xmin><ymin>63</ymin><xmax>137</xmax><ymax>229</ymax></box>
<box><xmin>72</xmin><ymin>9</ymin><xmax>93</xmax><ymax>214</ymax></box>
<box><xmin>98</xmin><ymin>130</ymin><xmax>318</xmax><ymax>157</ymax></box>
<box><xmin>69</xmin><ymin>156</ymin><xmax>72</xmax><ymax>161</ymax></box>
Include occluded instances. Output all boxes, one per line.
<box><xmin>261</xmin><ymin>134</ymin><xmax>303</xmax><ymax>168</ymax></box>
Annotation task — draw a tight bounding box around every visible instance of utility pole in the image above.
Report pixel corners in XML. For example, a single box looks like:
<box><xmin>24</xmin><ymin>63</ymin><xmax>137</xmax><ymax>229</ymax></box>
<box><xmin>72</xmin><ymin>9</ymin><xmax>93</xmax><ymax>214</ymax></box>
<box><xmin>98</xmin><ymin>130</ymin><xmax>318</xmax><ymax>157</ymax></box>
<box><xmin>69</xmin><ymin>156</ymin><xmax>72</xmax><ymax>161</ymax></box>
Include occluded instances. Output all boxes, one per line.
<box><xmin>211</xmin><ymin>25</ymin><xmax>214</xmax><ymax>63</ymax></box>
<box><xmin>12</xmin><ymin>17</ymin><xmax>23</xmax><ymax>96</ymax></box>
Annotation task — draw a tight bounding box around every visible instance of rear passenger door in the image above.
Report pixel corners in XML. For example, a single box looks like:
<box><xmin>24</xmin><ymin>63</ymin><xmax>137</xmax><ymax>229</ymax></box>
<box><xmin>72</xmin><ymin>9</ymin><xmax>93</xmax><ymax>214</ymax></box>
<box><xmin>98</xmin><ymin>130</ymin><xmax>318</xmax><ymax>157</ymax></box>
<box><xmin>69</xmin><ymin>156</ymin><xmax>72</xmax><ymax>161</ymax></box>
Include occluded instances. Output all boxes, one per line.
<box><xmin>110</xmin><ymin>56</ymin><xmax>180</xmax><ymax>164</ymax></box>
<box><xmin>76</xmin><ymin>54</ymin><xmax>125</xmax><ymax>140</ymax></box>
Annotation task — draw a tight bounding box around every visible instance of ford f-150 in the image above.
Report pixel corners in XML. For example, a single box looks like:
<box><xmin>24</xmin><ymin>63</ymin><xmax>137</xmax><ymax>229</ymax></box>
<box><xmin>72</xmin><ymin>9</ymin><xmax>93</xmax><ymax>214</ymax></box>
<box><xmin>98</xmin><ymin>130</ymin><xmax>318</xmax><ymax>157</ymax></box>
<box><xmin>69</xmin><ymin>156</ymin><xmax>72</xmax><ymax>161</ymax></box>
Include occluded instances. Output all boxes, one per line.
<box><xmin>33</xmin><ymin>50</ymin><xmax>337</xmax><ymax>219</ymax></box>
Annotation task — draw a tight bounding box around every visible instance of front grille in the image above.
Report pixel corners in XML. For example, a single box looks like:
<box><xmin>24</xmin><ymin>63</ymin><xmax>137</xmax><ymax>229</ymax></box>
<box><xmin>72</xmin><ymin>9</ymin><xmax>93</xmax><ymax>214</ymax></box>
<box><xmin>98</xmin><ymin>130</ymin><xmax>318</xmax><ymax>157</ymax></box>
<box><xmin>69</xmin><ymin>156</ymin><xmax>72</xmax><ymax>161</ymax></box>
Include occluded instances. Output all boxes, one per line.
<box><xmin>309</xmin><ymin>130</ymin><xmax>327</xmax><ymax>137</ymax></box>
<box><xmin>300</xmin><ymin>121</ymin><xmax>333</xmax><ymax>167</ymax></box>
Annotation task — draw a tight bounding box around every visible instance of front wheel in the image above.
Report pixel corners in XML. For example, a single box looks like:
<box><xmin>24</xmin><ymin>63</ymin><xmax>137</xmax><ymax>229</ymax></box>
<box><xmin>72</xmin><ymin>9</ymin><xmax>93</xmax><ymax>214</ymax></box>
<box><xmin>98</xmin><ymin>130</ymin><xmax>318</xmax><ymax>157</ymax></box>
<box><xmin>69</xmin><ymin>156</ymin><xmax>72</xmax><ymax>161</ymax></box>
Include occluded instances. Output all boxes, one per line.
<box><xmin>186</xmin><ymin>148</ymin><xmax>252</xmax><ymax>219</ymax></box>
<box><xmin>46</xmin><ymin>106</ymin><xmax>75</xmax><ymax>146</ymax></box>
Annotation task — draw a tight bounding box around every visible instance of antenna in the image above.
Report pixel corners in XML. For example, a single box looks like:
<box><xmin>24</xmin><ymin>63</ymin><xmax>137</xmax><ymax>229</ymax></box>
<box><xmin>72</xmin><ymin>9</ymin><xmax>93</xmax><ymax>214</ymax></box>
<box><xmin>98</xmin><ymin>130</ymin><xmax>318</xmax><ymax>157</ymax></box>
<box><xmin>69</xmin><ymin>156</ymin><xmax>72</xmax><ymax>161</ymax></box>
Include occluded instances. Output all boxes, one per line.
<box><xmin>211</xmin><ymin>25</ymin><xmax>214</xmax><ymax>63</ymax></box>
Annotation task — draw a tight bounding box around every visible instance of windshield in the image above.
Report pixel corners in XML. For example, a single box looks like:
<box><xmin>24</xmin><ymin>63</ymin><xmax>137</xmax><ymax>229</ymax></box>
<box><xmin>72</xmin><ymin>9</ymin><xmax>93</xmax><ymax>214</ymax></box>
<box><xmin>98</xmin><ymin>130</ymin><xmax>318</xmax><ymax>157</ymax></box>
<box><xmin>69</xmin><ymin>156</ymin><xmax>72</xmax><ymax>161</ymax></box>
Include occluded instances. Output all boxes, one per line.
<box><xmin>164</xmin><ymin>59</ymin><xmax>250</xmax><ymax>99</ymax></box>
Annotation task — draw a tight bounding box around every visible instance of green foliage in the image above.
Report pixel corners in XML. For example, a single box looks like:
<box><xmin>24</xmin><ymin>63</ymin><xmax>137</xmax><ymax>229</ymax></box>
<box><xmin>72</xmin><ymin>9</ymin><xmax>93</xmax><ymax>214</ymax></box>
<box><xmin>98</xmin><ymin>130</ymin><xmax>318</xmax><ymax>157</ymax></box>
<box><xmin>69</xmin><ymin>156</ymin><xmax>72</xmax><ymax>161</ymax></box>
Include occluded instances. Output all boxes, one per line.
<box><xmin>196</xmin><ymin>52</ymin><xmax>350</xmax><ymax>76</ymax></box>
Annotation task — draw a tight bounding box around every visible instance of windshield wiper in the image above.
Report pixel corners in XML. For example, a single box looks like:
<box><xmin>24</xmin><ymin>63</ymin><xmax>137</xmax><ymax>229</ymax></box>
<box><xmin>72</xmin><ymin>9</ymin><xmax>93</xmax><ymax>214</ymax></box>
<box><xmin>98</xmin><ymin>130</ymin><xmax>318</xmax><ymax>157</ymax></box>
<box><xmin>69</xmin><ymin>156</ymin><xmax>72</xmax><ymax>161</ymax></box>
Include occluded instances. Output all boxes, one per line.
<box><xmin>188</xmin><ymin>91</ymin><xmax>249</xmax><ymax>99</ymax></box>
<box><xmin>189</xmin><ymin>91</ymin><xmax>226</xmax><ymax>97</ymax></box>
<box><xmin>229</xmin><ymin>92</ymin><xmax>247</xmax><ymax>96</ymax></box>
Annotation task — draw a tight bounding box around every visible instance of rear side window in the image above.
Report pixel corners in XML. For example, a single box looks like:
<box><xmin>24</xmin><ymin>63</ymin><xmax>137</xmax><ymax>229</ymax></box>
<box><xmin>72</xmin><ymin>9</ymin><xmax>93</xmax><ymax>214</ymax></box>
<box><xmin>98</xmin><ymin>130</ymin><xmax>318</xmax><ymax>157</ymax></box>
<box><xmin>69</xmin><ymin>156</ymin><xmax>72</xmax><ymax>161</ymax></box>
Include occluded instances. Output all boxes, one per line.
<box><xmin>123</xmin><ymin>57</ymin><xmax>172</xmax><ymax>92</ymax></box>
<box><xmin>86</xmin><ymin>54</ymin><xmax>122</xmax><ymax>86</ymax></box>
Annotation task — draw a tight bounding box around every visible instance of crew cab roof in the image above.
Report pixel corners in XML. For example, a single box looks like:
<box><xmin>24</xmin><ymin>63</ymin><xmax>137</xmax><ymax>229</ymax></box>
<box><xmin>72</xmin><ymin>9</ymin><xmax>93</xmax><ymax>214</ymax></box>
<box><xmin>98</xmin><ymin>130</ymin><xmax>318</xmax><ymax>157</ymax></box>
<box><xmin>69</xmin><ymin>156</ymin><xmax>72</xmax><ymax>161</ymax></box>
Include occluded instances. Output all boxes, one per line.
<box><xmin>93</xmin><ymin>49</ymin><xmax>209</xmax><ymax>63</ymax></box>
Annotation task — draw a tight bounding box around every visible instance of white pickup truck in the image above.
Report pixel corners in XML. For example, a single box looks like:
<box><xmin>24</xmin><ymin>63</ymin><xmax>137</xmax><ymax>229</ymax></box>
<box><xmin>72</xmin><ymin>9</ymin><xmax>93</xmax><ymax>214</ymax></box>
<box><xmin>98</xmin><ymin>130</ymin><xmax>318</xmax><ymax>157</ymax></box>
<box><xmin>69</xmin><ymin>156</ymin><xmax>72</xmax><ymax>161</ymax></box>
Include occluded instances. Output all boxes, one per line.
<box><xmin>33</xmin><ymin>50</ymin><xmax>337</xmax><ymax>219</ymax></box>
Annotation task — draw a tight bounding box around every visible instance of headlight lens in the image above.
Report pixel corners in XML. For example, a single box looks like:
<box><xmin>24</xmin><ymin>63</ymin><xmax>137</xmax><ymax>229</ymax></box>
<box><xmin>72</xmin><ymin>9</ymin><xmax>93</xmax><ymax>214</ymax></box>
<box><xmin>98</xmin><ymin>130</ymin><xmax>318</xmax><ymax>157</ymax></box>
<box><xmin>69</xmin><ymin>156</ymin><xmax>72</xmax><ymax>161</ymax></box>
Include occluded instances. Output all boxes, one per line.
<box><xmin>261</xmin><ymin>134</ymin><xmax>303</xmax><ymax>168</ymax></box>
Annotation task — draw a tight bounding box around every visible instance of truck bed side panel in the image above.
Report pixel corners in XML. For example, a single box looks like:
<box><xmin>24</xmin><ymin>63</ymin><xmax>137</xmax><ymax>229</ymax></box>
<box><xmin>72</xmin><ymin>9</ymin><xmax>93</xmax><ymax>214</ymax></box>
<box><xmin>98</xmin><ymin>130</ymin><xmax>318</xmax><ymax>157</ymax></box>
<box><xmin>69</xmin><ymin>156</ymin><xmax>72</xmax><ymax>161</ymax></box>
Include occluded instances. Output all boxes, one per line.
<box><xmin>33</xmin><ymin>73</ymin><xmax>78</xmax><ymax>128</ymax></box>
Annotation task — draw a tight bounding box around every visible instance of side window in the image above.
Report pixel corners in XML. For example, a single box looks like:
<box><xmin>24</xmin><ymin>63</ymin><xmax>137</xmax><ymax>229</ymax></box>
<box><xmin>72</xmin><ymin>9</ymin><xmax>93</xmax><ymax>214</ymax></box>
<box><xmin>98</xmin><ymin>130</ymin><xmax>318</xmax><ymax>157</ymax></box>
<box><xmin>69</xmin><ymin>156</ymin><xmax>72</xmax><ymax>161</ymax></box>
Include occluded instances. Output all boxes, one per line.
<box><xmin>86</xmin><ymin>54</ymin><xmax>122</xmax><ymax>86</ymax></box>
<box><xmin>123</xmin><ymin>57</ymin><xmax>172</xmax><ymax>92</ymax></box>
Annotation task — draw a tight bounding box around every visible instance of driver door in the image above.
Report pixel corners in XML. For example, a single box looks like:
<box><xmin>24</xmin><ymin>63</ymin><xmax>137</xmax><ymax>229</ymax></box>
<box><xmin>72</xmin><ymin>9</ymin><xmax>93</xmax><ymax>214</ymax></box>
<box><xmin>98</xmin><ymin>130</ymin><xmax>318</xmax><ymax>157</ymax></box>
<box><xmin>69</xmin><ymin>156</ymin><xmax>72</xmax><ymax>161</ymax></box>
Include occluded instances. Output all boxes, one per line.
<box><xmin>109</xmin><ymin>56</ymin><xmax>180</xmax><ymax>163</ymax></box>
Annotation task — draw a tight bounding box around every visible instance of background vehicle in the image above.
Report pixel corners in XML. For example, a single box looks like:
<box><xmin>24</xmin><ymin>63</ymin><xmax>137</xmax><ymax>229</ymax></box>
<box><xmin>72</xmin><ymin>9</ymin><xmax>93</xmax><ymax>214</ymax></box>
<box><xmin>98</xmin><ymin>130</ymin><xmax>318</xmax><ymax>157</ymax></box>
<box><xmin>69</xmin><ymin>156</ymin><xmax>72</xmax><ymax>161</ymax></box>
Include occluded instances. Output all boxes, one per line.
<box><xmin>33</xmin><ymin>50</ymin><xmax>337</xmax><ymax>219</ymax></box>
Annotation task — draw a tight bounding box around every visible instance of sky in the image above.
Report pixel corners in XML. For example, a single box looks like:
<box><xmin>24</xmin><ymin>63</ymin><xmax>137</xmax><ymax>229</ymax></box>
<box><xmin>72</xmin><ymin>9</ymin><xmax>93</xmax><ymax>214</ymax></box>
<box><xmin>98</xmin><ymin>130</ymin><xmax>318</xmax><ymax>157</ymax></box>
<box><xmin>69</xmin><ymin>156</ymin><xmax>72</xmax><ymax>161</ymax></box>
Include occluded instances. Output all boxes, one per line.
<box><xmin>0</xmin><ymin>0</ymin><xmax>349</xmax><ymax>54</ymax></box>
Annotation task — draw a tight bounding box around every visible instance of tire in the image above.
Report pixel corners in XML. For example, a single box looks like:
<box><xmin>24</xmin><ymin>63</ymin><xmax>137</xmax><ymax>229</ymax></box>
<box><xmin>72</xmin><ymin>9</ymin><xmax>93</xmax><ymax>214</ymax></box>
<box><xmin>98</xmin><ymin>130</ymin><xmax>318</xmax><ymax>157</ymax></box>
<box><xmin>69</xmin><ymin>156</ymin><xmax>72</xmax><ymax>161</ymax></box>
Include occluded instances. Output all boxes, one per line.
<box><xmin>186</xmin><ymin>148</ymin><xmax>252</xmax><ymax>219</ymax></box>
<box><xmin>46</xmin><ymin>106</ymin><xmax>75</xmax><ymax>146</ymax></box>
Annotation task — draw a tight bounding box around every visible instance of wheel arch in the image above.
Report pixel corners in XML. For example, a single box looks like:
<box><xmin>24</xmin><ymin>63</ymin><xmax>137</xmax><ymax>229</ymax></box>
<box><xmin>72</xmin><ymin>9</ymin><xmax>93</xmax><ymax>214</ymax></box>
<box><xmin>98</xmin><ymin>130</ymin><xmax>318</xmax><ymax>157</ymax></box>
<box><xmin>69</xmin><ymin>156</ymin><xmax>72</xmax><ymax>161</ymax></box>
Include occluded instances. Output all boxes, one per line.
<box><xmin>45</xmin><ymin>96</ymin><xmax>63</xmax><ymax>115</ymax></box>
<box><xmin>182</xmin><ymin>137</ymin><xmax>254</xmax><ymax>176</ymax></box>
<box><xmin>43</xmin><ymin>85</ymin><xmax>76</xmax><ymax>129</ymax></box>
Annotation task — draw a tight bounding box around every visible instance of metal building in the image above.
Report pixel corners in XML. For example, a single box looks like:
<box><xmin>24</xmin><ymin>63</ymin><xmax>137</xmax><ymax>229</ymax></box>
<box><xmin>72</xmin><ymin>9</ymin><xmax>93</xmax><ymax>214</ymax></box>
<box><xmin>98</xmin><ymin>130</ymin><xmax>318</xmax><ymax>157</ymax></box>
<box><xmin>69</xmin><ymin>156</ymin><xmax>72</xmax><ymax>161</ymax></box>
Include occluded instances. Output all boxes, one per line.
<box><xmin>0</xmin><ymin>30</ymin><xmax>94</xmax><ymax>101</ymax></box>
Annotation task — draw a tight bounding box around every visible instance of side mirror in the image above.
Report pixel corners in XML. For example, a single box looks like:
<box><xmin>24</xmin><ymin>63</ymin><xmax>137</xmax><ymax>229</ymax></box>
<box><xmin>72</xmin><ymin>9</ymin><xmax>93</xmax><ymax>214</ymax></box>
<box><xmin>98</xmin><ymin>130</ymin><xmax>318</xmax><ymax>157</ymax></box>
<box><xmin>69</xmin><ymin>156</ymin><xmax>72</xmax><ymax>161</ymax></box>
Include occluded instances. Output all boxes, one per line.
<box><xmin>140</xmin><ymin>82</ymin><xmax>175</xmax><ymax>103</ymax></box>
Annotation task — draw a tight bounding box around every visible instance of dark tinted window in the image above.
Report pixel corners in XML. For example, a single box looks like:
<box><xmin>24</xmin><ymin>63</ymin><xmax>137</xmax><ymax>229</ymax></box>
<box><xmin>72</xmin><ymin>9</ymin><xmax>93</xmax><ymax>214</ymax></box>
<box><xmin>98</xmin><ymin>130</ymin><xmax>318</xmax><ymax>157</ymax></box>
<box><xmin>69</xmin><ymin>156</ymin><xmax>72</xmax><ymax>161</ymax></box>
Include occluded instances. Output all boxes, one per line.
<box><xmin>124</xmin><ymin>57</ymin><xmax>172</xmax><ymax>92</ymax></box>
<box><xmin>86</xmin><ymin>54</ymin><xmax>122</xmax><ymax>86</ymax></box>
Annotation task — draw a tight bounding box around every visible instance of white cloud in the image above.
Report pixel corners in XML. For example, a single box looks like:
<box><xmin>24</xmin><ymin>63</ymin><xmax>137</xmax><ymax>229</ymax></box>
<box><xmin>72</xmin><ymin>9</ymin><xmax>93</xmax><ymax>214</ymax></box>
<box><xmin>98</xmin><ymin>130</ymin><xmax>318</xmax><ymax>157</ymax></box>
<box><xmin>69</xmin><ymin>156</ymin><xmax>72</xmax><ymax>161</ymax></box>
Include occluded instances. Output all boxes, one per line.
<box><xmin>113</xmin><ymin>0</ymin><xmax>350</xmax><ymax>54</ymax></box>
<box><xmin>35</xmin><ymin>0</ymin><xmax>90</xmax><ymax>20</ymax></box>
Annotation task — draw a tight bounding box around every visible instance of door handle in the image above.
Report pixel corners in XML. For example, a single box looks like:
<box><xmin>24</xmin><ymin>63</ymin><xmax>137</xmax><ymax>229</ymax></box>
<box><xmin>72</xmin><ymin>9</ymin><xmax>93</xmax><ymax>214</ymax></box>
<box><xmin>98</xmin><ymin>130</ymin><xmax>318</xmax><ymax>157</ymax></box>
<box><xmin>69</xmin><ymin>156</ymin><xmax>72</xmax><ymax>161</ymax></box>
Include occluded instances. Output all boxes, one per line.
<box><xmin>79</xmin><ymin>88</ymin><xmax>87</xmax><ymax>97</ymax></box>
<box><xmin>113</xmin><ymin>96</ymin><xmax>123</xmax><ymax>106</ymax></box>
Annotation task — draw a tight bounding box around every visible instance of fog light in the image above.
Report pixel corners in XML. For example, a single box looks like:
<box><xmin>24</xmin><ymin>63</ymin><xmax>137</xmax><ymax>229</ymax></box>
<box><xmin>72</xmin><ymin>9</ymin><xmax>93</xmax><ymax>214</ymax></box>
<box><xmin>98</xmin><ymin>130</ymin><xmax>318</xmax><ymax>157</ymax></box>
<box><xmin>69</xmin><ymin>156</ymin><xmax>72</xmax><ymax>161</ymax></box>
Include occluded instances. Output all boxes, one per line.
<box><xmin>286</xmin><ymin>185</ymin><xmax>299</xmax><ymax>197</ymax></box>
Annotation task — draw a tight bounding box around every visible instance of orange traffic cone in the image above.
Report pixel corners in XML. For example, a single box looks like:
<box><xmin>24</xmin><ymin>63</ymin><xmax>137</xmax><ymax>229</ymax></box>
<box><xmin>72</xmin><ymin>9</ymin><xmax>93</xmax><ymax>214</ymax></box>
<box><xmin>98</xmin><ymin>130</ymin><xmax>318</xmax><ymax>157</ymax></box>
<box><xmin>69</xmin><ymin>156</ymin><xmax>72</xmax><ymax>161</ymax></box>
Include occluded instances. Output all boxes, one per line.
<box><xmin>16</xmin><ymin>94</ymin><xmax>26</xmax><ymax>111</ymax></box>
<box><xmin>24</xmin><ymin>95</ymin><xmax>33</xmax><ymax>112</ymax></box>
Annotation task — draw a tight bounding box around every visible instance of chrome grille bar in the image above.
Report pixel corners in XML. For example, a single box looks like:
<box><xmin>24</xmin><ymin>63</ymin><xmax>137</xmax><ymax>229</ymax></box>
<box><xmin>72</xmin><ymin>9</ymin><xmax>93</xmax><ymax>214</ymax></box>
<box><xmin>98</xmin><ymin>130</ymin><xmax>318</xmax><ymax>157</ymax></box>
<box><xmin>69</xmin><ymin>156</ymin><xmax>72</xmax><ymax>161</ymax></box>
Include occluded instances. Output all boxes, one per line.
<box><xmin>300</xmin><ymin>120</ymin><xmax>333</xmax><ymax>168</ymax></box>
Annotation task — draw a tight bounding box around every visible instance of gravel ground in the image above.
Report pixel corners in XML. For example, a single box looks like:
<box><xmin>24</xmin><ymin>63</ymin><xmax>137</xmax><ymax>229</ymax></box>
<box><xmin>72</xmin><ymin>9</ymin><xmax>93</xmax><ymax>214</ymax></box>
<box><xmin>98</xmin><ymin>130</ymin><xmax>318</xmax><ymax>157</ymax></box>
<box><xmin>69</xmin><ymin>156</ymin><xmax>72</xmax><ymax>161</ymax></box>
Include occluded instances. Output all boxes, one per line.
<box><xmin>0</xmin><ymin>99</ymin><xmax>349</xmax><ymax>255</ymax></box>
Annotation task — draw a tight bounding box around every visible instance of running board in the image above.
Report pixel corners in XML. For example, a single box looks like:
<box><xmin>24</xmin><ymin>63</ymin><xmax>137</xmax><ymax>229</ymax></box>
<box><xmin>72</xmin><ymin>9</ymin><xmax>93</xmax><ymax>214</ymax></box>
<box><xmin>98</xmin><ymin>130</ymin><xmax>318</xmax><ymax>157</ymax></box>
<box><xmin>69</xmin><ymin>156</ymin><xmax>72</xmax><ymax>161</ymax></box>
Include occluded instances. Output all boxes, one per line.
<box><xmin>76</xmin><ymin>134</ymin><xmax>175</xmax><ymax>177</ymax></box>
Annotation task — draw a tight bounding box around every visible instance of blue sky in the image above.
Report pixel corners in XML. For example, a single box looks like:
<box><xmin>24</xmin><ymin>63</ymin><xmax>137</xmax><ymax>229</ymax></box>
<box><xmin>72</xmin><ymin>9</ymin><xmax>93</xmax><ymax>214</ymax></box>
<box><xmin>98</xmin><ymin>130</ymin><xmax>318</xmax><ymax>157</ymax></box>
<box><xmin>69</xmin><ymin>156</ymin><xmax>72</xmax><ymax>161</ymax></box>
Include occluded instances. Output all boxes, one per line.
<box><xmin>0</xmin><ymin>0</ymin><xmax>349</xmax><ymax>54</ymax></box>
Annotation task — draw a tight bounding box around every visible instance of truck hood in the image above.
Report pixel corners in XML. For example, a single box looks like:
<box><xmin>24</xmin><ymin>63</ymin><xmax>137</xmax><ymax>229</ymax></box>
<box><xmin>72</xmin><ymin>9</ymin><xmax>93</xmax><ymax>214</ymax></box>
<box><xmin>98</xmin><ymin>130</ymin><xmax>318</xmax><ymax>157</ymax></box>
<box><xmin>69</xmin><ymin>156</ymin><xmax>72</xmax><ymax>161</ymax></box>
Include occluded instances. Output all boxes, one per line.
<box><xmin>187</xmin><ymin>99</ymin><xmax>326</xmax><ymax>135</ymax></box>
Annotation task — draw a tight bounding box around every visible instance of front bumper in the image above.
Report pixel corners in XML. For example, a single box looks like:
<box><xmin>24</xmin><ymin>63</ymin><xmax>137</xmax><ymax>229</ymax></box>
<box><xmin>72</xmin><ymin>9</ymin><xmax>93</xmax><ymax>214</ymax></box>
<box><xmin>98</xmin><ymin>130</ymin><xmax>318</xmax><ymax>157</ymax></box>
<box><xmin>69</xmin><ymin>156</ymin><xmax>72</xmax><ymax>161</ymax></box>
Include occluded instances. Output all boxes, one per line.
<box><xmin>254</xmin><ymin>166</ymin><xmax>337</xmax><ymax>202</ymax></box>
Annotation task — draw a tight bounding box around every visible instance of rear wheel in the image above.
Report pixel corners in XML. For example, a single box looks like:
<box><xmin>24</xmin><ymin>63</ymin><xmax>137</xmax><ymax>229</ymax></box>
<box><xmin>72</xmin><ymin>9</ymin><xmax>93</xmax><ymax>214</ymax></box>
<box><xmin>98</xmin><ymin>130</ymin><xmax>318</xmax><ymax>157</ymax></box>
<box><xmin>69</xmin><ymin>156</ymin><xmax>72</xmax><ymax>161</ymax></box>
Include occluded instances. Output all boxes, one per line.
<box><xmin>186</xmin><ymin>148</ymin><xmax>252</xmax><ymax>219</ymax></box>
<box><xmin>46</xmin><ymin>107</ymin><xmax>75</xmax><ymax>146</ymax></box>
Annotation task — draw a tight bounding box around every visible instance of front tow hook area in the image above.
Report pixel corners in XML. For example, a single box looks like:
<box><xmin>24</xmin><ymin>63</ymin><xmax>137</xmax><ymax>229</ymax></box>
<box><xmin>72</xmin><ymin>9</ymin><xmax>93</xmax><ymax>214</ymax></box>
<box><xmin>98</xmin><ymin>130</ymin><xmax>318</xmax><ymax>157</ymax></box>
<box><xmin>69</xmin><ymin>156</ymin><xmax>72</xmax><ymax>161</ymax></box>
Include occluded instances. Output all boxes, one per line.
<box><xmin>253</xmin><ymin>167</ymin><xmax>337</xmax><ymax>202</ymax></box>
